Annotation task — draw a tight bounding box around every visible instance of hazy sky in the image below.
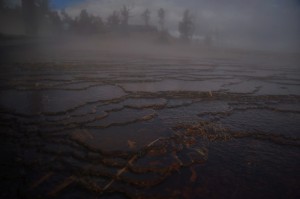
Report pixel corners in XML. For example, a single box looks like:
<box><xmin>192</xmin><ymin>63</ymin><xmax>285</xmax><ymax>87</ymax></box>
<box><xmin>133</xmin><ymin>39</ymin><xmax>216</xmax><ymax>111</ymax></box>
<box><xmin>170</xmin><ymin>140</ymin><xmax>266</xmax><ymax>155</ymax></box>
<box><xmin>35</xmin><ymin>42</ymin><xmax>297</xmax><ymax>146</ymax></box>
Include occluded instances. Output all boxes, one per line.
<box><xmin>51</xmin><ymin>0</ymin><xmax>83</xmax><ymax>9</ymax></box>
<box><xmin>58</xmin><ymin>0</ymin><xmax>300</xmax><ymax>49</ymax></box>
<box><xmin>7</xmin><ymin>0</ymin><xmax>300</xmax><ymax>51</ymax></box>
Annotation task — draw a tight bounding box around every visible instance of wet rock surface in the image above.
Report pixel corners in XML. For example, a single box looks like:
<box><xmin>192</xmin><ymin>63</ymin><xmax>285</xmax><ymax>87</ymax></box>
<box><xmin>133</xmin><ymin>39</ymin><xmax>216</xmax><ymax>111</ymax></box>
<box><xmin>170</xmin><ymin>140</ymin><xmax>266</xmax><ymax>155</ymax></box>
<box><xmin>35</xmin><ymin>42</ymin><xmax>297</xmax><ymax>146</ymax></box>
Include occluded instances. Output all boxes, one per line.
<box><xmin>0</xmin><ymin>56</ymin><xmax>299</xmax><ymax>198</ymax></box>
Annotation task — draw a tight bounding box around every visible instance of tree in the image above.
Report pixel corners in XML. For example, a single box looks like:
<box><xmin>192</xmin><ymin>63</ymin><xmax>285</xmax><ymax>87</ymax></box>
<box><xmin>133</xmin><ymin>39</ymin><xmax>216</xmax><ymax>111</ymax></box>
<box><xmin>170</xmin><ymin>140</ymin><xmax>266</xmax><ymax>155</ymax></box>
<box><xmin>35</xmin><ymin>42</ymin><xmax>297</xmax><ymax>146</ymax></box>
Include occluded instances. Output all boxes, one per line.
<box><xmin>77</xmin><ymin>9</ymin><xmax>103</xmax><ymax>34</ymax></box>
<box><xmin>178</xmin><ymin>9</ymin><xmax>195</xmax><ymax>41</ymax></box>
<box><xmin>78</xmin><ymin>9</ymin><xmax>89</xmax><ymax>33</ymax></box>
<box><xmin>158</xmin><ymin>8</ymin><xmax>166</xmax><ymax>31</ymax></box>
<box><xmin>49</xmin><ymin>11</ymin><xmax>62</xmax><ymax>34</ymax></box>
<box><xmin>141</xmin><ymin>9</ymin><xmax>151</xmax><ymax>27</ymax></box>
<box><xmin>79</xmin><ymin>9</ymin><xmax>90</xmax><ymax>25</ymax></box>
<box><xmin>120</xmin><ymin>5</ymin><xmax>131</xmax><ymax>26</ymax></box>
<box><xmin>61</xmin><ymin>9</ymin><xmax>71</xmax><ymax>23</ymax></box>
<box><xmin>107</xmin><ymin>11</ymin><xmax>120</xmax><ymax>27</ymax></box>
<box><xmin>61</xmin><ymin>9</ymin><xmax>73</xmax><ymax>31</ymax></box>
<box><xmin>90</xmin><ymin>15</ymin><xmax>104</xmax><ymax>33</ymax></box>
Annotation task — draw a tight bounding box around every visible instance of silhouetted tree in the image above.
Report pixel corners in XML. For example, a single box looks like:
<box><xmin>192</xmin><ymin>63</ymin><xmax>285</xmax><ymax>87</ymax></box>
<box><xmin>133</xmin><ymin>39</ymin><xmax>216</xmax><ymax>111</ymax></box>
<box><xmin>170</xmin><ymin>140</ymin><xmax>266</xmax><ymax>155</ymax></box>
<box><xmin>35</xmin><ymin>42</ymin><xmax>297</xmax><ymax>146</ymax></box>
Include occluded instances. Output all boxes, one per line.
<box><xmin>178</xmin><ymin>9</ymin><xmax>195</xmax><ymax>41</ymax></box>
<box><xmin>79</xmin><ymin>9</ymin><xmax>90</xmax><ymax>25</ymax></box>
<box><xmin>61</xmin><ymin>9</ymin><xmax>74</xmax><ymax>31</ymax></box>
<box><xmin>107</xmin><ymin>11</ymin><xmax>120</xmax><ymax>27</ymax></box>
<box><xmin>76</xmin><ymin>9</ymin><xmax>94</xmax><ymax>34</ymax></box>
<box><xmin>141</xmin><ymin>9</ymin><xmax>151</xmax><ymax>27</ymax></box>
<box><xmin>61</xmin><ymin>9</ymin><xmax>71</xmax><ymax>23</ymax></box>
<box><xmin>120</xmin><ymin>5</ymin><xmax>131</xmax><ymax>26</ymax></box>
<box><xmin>158</xmin><ymin>8</ymin><xmax>166</xmax><ymax>31</ymax></box>
<box><xmin>76</xmin><ymin>9</ymin><xmax>104</xmax><ymax>34</ymax></box>
<box><xmin>156</xmin><ymin>8</ymin><xmax>170</xmax><ymax>43</ymax></box>
<box><xmin>90</xmin><ymin>15</ymin><xmax>104</xmax><ymax>33</ymax></box>
<box><xmin>49</xmin><ymin>11</ymin><xmax>62</xmax><ymax>34</ymax></box>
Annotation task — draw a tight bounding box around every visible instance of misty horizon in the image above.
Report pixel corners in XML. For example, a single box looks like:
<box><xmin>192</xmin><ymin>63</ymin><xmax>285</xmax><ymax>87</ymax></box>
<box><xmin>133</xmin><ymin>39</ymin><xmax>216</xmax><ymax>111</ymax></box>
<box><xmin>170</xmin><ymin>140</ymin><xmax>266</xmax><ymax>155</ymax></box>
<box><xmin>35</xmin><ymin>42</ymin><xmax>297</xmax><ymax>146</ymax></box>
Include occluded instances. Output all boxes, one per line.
<box><xmin>1</xmin><ymin>0</ymin><xmax>300</xmax><ymax>52</ymax></box>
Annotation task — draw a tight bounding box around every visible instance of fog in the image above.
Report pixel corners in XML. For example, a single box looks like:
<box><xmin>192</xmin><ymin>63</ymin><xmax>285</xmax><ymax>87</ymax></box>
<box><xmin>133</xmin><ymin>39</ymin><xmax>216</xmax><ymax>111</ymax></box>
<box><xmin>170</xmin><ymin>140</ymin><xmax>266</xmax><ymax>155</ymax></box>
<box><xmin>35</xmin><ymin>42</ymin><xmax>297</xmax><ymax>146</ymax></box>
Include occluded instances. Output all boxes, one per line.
<box><xmin>0</xmin><ymin>0</ymin><xmax>300</xmax><ymax>57</ymax></box>
<box><xmin>65</xmin><ymin>0</ymin><xmax>300</xmax><ymax>51</ymax></box>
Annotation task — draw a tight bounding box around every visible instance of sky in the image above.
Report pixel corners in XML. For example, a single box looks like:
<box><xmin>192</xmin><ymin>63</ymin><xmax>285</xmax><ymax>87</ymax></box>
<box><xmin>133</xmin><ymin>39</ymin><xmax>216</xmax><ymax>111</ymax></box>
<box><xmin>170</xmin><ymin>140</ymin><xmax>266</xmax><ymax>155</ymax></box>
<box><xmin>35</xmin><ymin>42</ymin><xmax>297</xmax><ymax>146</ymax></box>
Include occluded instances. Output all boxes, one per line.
<box><xmin>51</xmin><ymin>0</ymin><xmax>83</xmax><ymax>9</ymax></box>
<box><xmin>6</xmin><ymin>0</ymin><xmax>84</xmax><ymax>9</ymax></box>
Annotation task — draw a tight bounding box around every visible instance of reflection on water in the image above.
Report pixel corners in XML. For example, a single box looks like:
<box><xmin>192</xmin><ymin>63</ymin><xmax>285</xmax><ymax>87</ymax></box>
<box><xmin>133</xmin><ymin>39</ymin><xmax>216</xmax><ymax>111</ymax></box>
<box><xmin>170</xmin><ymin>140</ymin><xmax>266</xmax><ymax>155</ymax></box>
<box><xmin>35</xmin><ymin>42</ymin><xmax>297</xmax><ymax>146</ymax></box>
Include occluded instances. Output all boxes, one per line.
<box><xmin>0</xmin><ymin>57</ymin><xmax>299</xmax><ymax>198</ymax></box>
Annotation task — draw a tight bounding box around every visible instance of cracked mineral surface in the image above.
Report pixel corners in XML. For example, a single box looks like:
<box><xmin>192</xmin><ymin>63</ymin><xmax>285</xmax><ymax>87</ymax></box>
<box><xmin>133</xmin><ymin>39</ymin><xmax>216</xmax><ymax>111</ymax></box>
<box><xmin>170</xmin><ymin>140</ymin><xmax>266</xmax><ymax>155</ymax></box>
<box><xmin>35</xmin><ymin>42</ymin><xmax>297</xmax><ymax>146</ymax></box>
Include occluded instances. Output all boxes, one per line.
<box><xmin>0</xmin><ymin>53</ymin><xmax>299</xmax><ymax>199</ymax></box>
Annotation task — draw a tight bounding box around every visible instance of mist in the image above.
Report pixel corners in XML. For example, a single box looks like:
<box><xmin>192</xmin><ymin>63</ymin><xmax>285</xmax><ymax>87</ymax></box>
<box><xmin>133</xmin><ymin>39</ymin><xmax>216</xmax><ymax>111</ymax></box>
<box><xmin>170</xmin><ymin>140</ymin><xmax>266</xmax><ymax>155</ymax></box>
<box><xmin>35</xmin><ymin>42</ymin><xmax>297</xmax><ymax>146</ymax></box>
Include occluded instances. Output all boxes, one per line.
<box><xmin>1</xmin><ymin>0</ymin><xmax>299</xmax><ymax>54</ymax></box>
<box><xmin>64</xmin><ymin>0</ymin><xmax>300</xmax><ymax>52</ymax></box>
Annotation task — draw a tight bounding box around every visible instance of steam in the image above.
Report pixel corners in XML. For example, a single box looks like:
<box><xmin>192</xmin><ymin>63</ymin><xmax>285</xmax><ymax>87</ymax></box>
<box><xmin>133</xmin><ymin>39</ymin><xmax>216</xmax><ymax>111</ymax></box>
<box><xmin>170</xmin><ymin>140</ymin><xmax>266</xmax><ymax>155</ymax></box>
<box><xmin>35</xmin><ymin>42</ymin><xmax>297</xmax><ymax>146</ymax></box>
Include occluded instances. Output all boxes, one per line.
<box><xmin>1</xmin><ymin>0</ymin><xmax>299</xmax><ymax>53</ymax></box>
<box><xmin>64</xmin><ymin>0</ymin><xmax>300</xmax><ymax>51</ymax></box>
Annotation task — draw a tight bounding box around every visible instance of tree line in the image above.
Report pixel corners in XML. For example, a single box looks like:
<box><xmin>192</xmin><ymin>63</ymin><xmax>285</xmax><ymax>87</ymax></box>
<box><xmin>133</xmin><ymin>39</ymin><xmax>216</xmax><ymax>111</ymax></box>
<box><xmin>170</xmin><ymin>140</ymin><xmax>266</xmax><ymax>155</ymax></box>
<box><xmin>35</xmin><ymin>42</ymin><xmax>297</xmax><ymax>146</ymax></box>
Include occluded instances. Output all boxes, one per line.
<box><xmin>1</xmin><ymin>0</ymin><xmax>196</xmax><ymax>41</ymax></box>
